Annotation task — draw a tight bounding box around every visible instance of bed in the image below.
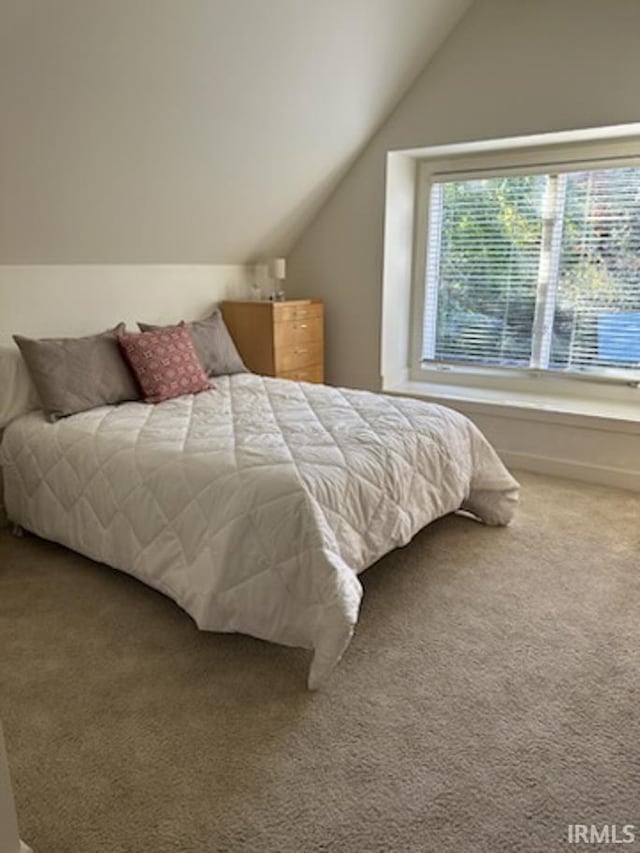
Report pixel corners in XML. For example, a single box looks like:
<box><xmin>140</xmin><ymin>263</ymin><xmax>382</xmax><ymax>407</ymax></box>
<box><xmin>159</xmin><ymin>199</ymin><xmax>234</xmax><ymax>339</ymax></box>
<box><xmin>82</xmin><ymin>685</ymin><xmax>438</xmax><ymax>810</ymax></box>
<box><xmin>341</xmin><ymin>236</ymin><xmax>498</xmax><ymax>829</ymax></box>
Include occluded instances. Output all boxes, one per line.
<box><xmin>1</xmin><ymin>372</ymin><xmax>519</xmax><ymax>688</ymax></box>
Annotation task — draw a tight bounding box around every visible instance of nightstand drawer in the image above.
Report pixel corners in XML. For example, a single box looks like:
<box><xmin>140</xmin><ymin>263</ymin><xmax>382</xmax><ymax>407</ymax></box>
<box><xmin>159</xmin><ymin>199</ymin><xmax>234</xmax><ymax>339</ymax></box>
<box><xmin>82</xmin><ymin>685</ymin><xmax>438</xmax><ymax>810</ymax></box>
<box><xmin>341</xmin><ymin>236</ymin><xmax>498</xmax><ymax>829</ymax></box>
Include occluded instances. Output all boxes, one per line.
<box><xmin>274</xmin><ymin>302</ymin><xmax>323</xmax><ymax>324</ymax></box>
<box><xmin>275</xmin><ymin>340</ymin><xmax>322</xmax><ymax>373</ymax></box>
<box><xmin>278</xmin><ymin>364</ymin><xmax>324</xmax><ymax>383</ymax></box>
<box><xmin>274</xmin><ymin>316</ymin><xmax>322</xmax><ymax>349</ymax></box>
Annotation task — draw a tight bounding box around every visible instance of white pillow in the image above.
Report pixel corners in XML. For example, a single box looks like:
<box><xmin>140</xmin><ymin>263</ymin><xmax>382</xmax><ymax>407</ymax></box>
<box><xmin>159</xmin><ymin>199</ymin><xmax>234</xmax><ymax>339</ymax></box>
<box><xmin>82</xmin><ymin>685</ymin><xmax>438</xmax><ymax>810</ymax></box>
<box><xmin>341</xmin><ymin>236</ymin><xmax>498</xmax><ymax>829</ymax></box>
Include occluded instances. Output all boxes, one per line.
<box><xmin>0</xmin><ymin>345</ymin><xmax>40</xmax><ymax>429</ymax></box>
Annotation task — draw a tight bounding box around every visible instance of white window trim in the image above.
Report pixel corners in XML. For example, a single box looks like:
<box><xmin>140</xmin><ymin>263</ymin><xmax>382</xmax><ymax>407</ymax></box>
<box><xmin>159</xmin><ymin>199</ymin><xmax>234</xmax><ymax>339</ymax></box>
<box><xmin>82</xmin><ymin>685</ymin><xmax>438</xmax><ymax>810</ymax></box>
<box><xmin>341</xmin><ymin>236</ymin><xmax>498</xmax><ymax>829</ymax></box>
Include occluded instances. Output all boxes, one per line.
<box><xmin>409</xmin><ymin>138</ymin><xmax>640</xmax><ymax>401</ymax></box>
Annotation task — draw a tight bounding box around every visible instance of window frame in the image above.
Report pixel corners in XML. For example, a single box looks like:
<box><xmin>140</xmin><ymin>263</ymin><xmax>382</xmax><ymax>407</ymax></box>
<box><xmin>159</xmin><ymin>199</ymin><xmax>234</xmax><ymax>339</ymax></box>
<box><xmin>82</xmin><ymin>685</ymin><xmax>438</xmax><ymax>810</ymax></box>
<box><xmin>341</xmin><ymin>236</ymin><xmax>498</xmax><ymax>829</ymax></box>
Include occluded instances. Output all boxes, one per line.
<box><xmin>410</xmin><ymin>140</ymin><xmax>640</xmax><ymax>392</ymax></box>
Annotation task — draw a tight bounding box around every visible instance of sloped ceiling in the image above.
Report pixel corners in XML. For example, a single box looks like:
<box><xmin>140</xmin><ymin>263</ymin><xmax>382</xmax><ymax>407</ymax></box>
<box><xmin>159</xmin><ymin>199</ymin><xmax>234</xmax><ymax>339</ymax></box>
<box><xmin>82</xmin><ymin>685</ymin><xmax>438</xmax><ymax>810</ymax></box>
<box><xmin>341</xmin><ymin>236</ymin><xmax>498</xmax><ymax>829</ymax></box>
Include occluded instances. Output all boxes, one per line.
<box><xmin>0</xmin><ymin>0</ymin><xmax>471</xmax><ymax>263</ymax></box>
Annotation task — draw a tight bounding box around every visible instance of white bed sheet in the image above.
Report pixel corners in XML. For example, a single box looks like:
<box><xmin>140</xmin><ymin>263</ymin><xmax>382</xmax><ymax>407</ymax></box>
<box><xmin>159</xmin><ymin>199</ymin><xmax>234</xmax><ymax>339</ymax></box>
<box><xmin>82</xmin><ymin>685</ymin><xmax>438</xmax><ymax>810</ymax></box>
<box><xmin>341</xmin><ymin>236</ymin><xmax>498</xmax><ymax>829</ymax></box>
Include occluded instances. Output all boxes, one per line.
<box><xmin>1</xmin><ymin>374</ymin><xmax>519</xmax><ymax>687</ymax></box>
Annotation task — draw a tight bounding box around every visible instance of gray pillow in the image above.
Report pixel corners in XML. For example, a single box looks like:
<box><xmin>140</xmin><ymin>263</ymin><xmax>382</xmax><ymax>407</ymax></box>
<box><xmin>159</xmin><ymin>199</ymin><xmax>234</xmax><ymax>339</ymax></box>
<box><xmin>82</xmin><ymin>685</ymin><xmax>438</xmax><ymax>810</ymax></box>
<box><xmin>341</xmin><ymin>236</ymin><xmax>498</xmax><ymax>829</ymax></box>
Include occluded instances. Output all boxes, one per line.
<box><xmin>14</xmin><ymin>324</ymin><xmax>140</xmax><ymax>422</ymax></box>
<box><xmin>138</xmin><ymin>311</ymin><xmax>246</xmax><ymax>376</ymax></box>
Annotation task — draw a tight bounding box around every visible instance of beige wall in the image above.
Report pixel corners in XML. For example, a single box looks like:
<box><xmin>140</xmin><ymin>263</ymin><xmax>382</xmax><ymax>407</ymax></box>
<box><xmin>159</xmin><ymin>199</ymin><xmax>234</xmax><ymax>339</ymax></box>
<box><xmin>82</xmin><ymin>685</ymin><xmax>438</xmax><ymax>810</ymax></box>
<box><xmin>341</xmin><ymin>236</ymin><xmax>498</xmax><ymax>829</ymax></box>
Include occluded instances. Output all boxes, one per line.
<box><xmin>0</xmin><ymin>0</ymin><xmax>470</xmax><ymax>264</ymax></box>
<box><xmin>0</xmin><ymin>265</ymin><xmax>252</xmax><ymax>343</ymax></box>
<box><xmin>288</xmin><ymin>0</ymin><xmax>640</xmax><ymax>390</ymax></box>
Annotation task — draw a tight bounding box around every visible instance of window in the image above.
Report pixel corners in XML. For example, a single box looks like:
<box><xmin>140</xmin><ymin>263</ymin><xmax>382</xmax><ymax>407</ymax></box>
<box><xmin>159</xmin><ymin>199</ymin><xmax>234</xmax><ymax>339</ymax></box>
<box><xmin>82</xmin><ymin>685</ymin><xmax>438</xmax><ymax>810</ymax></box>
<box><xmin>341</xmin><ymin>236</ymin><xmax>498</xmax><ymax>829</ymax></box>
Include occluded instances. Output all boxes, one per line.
<box><xmin>419</xmin><ymin>161</ymin><xmax>640</xmax><ymax>384</ymax></box>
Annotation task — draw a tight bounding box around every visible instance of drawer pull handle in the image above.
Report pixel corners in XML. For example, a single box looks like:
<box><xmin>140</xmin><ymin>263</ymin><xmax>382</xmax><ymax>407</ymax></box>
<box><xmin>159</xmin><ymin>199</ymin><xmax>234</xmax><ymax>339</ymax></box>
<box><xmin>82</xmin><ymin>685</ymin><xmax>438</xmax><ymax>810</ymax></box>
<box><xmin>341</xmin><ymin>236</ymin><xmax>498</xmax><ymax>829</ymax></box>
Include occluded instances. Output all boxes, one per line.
<box><xmin>298</xmin><ymin>323</ymin><xmax>308</xmax><ymax>329</ymax></box>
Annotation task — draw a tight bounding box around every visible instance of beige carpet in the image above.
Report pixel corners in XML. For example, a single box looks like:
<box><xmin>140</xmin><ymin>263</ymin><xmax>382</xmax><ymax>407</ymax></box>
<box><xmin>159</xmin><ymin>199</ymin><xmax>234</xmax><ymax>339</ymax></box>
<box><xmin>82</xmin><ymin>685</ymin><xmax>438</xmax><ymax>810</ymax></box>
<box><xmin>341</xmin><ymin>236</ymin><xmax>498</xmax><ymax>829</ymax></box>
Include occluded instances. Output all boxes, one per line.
<box><xmin>1</xmin><ymin>472</ymin><xmax>639</xmax><ymax>853</ymax></box>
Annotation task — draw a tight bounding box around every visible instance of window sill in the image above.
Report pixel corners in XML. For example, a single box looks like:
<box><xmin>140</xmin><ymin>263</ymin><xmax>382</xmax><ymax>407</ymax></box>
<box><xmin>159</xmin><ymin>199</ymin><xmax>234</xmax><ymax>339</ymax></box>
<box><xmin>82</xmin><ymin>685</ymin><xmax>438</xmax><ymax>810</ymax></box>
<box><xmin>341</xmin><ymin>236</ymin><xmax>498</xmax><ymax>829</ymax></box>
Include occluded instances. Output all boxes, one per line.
<box><xmin>385</xmin><ymin>379</ymin><xmax>640</xmax><ymax>435</ymax></box>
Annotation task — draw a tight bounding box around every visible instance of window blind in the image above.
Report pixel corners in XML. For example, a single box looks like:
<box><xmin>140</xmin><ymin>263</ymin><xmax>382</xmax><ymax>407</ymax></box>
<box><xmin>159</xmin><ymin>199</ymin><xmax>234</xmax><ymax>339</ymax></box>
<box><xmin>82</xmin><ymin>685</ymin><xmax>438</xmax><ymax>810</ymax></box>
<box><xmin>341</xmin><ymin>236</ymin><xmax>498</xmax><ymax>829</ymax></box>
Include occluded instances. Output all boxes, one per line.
<box><xmin>423</xmin><ymin>165</ymin><xmax>640</xmax><ymax>380</ymax></box>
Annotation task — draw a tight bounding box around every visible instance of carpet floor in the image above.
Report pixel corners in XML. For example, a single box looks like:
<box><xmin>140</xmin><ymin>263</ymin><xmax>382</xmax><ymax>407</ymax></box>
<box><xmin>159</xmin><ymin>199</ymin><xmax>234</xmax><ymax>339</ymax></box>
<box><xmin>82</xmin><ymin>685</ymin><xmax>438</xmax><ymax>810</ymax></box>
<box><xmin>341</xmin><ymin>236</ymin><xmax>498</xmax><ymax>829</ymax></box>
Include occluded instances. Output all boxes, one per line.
<box><xmin>0</xmin><ymin>472</ymin><xmax>639</xmax><ymax>853</ymax></box>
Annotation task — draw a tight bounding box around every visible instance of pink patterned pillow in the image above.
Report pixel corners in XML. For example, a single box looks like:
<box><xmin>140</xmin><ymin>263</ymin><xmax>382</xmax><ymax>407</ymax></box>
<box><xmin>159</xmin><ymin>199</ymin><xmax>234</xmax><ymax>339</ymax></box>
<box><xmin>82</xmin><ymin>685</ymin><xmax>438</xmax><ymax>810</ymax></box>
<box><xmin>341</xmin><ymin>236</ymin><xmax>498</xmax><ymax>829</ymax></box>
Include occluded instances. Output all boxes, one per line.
<box><xmin>118</xmin><ymin>324</ymin><xmax>212</xmax><ymax>403</ymax></box>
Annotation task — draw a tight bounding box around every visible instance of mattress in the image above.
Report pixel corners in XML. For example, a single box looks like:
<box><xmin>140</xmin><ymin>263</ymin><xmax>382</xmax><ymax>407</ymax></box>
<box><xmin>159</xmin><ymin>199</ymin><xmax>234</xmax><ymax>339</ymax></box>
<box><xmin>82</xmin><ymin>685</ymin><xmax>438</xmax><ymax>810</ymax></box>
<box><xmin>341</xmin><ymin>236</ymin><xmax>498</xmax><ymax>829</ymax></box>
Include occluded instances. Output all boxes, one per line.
<box><xmin>1</xmin><ymin>374</ymin><xmax>519</xmax><ymax>687</ymax></box>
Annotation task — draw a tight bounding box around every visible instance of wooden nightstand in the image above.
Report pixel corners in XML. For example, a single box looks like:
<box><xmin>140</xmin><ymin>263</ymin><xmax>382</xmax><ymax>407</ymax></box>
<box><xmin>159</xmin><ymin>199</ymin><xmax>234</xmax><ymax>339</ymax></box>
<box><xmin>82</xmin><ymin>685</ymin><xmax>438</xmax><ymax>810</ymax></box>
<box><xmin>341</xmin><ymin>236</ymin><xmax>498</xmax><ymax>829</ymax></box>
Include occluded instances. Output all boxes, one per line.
<box><xmin>221</xmin><ymin>299</ymin><xmax>324</xmax><ymax>383</ymax></box>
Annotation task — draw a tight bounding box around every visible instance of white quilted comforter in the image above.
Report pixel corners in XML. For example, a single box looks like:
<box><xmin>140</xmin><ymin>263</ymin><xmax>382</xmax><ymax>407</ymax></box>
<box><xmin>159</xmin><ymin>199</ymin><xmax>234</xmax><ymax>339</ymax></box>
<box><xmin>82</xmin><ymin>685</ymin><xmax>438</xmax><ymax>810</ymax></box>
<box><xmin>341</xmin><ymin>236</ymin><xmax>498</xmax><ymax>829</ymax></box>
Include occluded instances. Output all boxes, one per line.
<box><xmin>1</xmin><ymin>375</ymin><xmax>518</xmax><ymax>687</ymax></box>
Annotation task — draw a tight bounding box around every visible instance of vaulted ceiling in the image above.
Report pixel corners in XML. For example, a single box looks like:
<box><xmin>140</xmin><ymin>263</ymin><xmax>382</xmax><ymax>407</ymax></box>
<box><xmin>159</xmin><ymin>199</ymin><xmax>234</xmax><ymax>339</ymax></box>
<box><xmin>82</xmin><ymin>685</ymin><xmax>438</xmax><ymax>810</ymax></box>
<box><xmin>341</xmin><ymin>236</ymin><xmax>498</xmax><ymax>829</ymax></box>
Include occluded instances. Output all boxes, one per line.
<box><xmin>0</xmin><ymin>0</ymin><xmax>471</xmax><ymax>263</ymax></box>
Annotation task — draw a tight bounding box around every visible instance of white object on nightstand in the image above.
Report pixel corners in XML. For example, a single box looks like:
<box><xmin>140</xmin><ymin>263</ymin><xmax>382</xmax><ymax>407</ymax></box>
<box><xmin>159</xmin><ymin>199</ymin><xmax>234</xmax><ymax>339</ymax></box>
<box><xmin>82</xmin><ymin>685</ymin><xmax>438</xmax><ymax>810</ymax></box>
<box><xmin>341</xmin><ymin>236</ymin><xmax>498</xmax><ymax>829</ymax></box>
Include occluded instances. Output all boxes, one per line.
<box><xmin>267</xmin><ymin>257</ymin><xmax>286</xmax><ymax>301</ymax></box>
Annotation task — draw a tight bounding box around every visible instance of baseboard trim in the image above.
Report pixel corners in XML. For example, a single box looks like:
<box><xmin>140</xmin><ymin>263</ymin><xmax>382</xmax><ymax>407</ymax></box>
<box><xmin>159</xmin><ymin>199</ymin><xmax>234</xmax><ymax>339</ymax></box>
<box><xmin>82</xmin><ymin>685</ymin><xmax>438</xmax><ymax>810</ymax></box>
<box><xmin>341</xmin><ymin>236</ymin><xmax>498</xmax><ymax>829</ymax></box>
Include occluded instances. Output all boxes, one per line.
<box><xmin>499</xmin><ymin>449</ymin><xmax>640</xmax><ymax>492</ymax></box>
